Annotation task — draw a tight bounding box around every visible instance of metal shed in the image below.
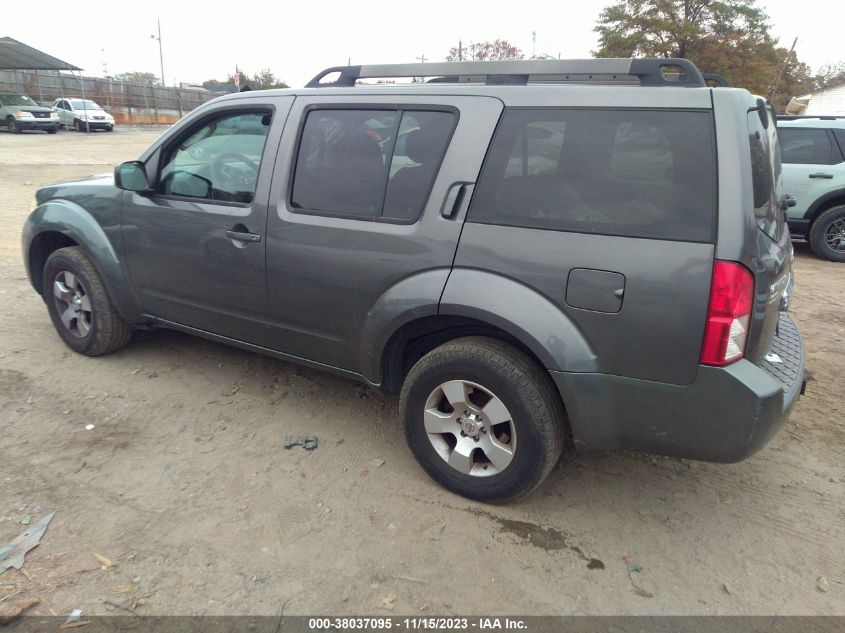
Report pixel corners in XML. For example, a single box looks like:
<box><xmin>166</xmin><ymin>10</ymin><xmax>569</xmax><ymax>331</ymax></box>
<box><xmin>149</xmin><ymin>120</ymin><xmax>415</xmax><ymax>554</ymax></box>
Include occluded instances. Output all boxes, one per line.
<box><xmin>0</xmin><ymin>36</ymin><xmax>86</xmax><ymax>120</ymax></box>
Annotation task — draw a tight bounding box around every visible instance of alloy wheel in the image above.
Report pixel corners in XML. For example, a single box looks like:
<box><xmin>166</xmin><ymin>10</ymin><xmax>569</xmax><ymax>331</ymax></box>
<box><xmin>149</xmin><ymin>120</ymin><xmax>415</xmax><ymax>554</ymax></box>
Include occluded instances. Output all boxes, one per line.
<box><xmin>52</xmin><ymin>271</ymin><xmax>92</xmax><ymax>337</ymax></box>
<box><xmin>824</xmin><ymin>218</ymin><xmax>845</xmax><ymax>252</ymax></box>
<box><xmin>423</xmin><ymin>380</ymin><xmax>516</xmax><ymax>477</ymax></box>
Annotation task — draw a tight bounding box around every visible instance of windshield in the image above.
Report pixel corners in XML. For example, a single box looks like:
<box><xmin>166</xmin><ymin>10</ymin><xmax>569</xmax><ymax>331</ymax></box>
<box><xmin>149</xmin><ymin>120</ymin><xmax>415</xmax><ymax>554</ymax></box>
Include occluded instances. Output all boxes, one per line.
<box><xmin>0</xmin><ymin>94</ymin><xmax>37</xmax><ymax>107</ymax></box>
<box><xmin>71</xmin><ymin>100</ymin><xmax>103</xmax><ymax>110</ymax></box>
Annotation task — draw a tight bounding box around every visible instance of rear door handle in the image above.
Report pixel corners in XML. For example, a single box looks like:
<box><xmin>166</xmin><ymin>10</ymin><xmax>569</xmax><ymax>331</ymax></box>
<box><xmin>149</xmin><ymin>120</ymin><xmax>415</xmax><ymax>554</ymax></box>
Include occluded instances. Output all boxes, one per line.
<box><xmin>441</xmin><ymin>182</ymin><xmax>474</xmax><ymax>219</ymax></box>
<box><xmin>809</xmin><ymin>173</ymin><xmax>833</xmax><ymax>179</ymax></box>
<box><xmin>225</xmin><ymin>229</ymin><xmax>261</xmax><ymax>243</ymax></box>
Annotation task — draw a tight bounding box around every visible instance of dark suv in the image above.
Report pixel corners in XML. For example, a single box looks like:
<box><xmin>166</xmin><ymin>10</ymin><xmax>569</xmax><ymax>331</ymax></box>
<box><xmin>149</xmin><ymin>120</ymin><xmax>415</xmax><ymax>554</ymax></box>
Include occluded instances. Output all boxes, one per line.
<box><xmin>23</xmin><ymin>59</ymin><xmax>805</xmax><ymax>502</ymax></box>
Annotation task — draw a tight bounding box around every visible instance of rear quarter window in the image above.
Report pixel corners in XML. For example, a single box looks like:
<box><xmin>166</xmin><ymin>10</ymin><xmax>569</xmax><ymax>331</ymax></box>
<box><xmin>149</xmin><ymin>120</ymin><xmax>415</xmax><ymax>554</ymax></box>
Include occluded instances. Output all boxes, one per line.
<box><xmin>469</xmin><ymin>108</ymin><xmax>716</xmax><ymax>242</ymax></box>
<box><xmin>748</xmin><ymin>111</ymin><xmax>782</xmax><ymax>241</ymax></box>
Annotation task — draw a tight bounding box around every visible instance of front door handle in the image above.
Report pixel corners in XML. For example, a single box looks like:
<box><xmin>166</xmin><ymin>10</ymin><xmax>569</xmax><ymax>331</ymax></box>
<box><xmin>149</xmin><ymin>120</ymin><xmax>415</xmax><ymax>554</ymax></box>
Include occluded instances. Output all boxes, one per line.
<box><xmin>809</xmin><ymin>173</ymin><xmax>833</xmax><ymax>179</ymax></box>
<box><xmin>225</xmin><ymin>227</ymin><xmax>261</xmax><ymax>243</ymax></box>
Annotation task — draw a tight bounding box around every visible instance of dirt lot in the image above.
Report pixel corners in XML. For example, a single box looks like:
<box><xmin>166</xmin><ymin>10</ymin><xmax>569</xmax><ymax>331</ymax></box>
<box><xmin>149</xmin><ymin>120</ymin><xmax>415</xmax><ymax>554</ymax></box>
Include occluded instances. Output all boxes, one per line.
<box><xmin>0</xmin><ymin>127</ymin><xmax>843</xmax><ymax>617</ymax></box>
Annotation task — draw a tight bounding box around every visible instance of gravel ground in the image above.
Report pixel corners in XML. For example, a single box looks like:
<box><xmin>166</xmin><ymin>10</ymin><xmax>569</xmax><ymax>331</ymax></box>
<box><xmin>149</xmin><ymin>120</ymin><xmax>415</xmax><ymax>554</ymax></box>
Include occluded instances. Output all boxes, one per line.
<box><xmin>0</xmin><ymin>126</ymin><xmax>843</xmax><ymax>617</ymax></box>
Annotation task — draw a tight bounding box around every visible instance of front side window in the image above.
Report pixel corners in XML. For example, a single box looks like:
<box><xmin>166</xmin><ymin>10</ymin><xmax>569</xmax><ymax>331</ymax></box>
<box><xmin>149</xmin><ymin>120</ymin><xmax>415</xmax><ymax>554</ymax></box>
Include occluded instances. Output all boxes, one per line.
<box><xmin>779</xmin><ymin>128</ymin><xmax>842</xmax><ymax>165</ymax></box>
<box><xmin>158</xmin><ymin>111</ymin><xmax>272</xmax><ymax>204</ymax></box>
<box><xmin>291</xmin><ymin>108</ymin><xmax>455</xmax><ymax>221</ymax></box>
<box><xmin>469</xmin><ymin>108</ymin><xmax>716</xmax><ymax>242</ymax></box>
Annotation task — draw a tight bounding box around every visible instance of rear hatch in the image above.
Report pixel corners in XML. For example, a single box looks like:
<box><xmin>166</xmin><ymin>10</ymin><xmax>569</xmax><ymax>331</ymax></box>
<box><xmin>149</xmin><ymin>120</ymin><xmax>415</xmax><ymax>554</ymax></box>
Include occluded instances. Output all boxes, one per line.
<box><xmin>743</xmin><ymin>100</ymin><xmax>793</xmax><ymax>362</ymax></box>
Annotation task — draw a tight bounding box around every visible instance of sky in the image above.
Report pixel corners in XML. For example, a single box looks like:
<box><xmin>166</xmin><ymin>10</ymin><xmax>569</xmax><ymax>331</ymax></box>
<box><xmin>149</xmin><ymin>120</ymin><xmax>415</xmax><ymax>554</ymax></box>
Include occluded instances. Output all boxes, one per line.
<box><xmin>6</xmin><ymin>0</ymin><xmax>843</xmax><ymax>88</ymax></box>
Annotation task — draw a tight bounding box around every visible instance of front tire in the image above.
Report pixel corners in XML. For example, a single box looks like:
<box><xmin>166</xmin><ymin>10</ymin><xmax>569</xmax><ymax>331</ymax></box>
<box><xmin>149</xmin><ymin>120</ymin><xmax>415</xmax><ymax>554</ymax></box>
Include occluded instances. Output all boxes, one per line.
<box><xmin>42</xmin><ymin>247</ymin><xmax>132</xmax><ymax>356</ymax></box>
<box><xmin>74</xmin><ymin>119</ymin><xmax>87</xmax><ymax>132</ymax></box>
<box><xmin>400</xmin><ymin>337</ymin><xmax>565</xmax><ymax>503</ymax></box>
<box><xmin>809</xmin><ymin>205</ymin><xmax>845</xmax><ymax>262</ymax></box>
<box><xmin>7</xmin><ymin>117</ymin><xmax>20</xmax><ymax>134</ymax></box>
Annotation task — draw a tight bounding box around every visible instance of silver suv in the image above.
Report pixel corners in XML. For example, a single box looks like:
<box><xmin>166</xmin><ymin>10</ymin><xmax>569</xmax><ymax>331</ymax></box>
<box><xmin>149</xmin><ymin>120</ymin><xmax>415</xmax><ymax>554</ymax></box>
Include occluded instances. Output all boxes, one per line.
<box><xmin>779</xmin><ymin>116</ymin><xmax>845</xmax><ymax>261</ymax></box>
<box><xmin>23</xmin><ymin>59</ymin><xmax>805</xmax><ymax>502</ymax></box>
<box><xmin>0</xmin><ymin>91</ymin><xmax>60</xmax><ymax>134</ymax></box>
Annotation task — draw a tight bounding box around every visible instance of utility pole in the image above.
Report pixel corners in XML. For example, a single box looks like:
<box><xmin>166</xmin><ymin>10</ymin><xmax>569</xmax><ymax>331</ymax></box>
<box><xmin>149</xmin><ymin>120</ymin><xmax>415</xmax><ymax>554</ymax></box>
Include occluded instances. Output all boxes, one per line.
<box><xmin>769</xmin><ymin>37</ymin><xmax>797</xmax><ymax>102</ymax></box>
<box><xmin>458</xmin><ymin>40</ymin><xmax>463</xmax><ymax>61</ymax></box>
<box><xmin>416</xmin><ymin>54</ymin><xmax>427</xmax><ymax>64</ymax></box>
<box><xmin>532</xmin><ymin>31</ymin><xmax>536</xmax><ymax>58</ymax></box>
<box><xmin>151</xmin><ymin>19</ymin><xmax>165</xmax><ymax>87</ymax></box>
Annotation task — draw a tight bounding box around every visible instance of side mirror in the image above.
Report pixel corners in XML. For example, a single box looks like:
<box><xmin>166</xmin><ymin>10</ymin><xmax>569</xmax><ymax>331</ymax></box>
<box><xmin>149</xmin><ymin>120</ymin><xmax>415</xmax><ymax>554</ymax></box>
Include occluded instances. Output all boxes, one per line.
<box><xmin>781</xmin><ymin>194</ymin><xmax>797</xmax><ymax>211</ymax></box>
<box><xmin>114</xmin><ymin>161</ymin><xmax>152</xmax><ymax>193</ymax></box>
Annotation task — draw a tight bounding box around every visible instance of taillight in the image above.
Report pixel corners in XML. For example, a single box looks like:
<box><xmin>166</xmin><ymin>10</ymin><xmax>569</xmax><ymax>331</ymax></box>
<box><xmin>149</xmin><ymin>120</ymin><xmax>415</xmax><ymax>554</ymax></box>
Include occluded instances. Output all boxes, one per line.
<box><xmin>700</xmin><ymin>261</ymin><xmax>754</xmax><ymax>366</ymax></box>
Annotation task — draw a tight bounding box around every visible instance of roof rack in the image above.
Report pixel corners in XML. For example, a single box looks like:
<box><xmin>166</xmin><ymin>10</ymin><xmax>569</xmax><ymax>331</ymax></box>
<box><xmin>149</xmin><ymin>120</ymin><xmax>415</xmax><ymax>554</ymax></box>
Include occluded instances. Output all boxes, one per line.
<box><xmin>777</xmin><ymin>115</ymin><xmax>845</xmax><ymax>120</ymax></box>
<box><xmin>305</xmin><ymin>58</ymin><xmax>707</xmax><ymax>89</ymax></box>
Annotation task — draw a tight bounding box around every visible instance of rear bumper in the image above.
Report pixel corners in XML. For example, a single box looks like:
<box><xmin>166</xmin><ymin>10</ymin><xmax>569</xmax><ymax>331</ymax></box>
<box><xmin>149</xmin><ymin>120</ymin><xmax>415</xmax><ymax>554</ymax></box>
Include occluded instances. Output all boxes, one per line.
<box><xmin>551</xmin><ymin>313</ymin><xmax>805</xmax><ymax>462</ymax></box>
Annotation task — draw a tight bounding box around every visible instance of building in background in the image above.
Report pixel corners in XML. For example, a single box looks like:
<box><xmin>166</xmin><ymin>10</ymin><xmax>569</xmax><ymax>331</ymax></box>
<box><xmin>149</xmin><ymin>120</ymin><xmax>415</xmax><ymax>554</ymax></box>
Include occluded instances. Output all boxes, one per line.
<box><xmin>786</xmin><ymin>78</ymin><xmax>845</xmax><ymax>116</ymax></box>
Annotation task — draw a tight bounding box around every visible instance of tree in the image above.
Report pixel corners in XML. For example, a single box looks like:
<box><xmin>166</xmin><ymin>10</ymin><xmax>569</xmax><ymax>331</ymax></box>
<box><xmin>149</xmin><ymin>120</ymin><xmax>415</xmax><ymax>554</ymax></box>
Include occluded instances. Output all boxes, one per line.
<box><xmin>226</xmin><ymin>68</ymin><xmax>289</xmax><ymax>90</ymax></box>
<box><xmin>446</xmin><ymin>40</ymin><xmax>524</xmax><ymax>61</ymax></box>
<box><xmin>815</xmin><ymin>61</ymin><xmax>845</xmax><ymax>89</ymax></box>
<box><xmin>592</xmin><ymin>0</ymin><xmax>814</xmax><ymax>108</ymax></box>
<box><xmin>114</xmin><ymin>71</ymin><xmax>161</xmax><ymax>85</ymax></box>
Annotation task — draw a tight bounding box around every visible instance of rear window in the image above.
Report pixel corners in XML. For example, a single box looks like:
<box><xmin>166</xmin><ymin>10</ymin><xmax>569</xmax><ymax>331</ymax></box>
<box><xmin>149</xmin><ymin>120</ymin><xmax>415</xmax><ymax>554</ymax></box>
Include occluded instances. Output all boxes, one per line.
<box><xmin>469</xmin><ymin>108</ymin><xmax>716</xmax><ymax>242</ymax></box>
<box><xmin>779</xmin><ymin>127</ymin><xmax>842</xmax><ymax>165</ymax></box>
<box><xmin>747</xmin><ymin>111</ymin><xmax>782</xmax><ymax>241</ymax></box>
<box><xmin>290</xmin><ymin>108</ymin><xmax>455</xmax><ymax>222</ymax></box>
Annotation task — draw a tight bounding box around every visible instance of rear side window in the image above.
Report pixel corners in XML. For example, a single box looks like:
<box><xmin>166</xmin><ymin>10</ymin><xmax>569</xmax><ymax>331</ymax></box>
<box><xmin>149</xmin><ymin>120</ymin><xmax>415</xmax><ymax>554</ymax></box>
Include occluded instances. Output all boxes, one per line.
<box><xmin>748</xmin><ymin>111</ymin><xmax>782</xmax><ymax>241</ymax></box>
<box><xmin>291</xmin><ymin>108</ymin><xmax>455</xmax><ymax>221</ymax></box>
<box><xmin>469</xmin><ymin>108</ymin><xmax>716</xmax><ymax>242</ymax></box>
<box><xmin>779</xmin><ymin>128</ymin><xmax>842</xmax><ymax>165</ymax></box>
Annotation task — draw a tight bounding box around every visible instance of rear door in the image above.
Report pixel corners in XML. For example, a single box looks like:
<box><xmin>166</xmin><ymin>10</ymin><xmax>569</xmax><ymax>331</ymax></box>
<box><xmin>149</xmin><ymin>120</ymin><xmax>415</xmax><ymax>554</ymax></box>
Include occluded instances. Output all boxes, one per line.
<box><xmin>451</xmin><ymin>105</ymin><xmax>718</xmax><ymax>385</ymax></box>
<box><xmin>779</xmin><ymin>126</ymin><xmax>845</xmax><ymax>219</ymax></box>
<box><xmin>262</xmin><ymin>95</ymin><xmax>503</xmax><ymax>372</ymax></box>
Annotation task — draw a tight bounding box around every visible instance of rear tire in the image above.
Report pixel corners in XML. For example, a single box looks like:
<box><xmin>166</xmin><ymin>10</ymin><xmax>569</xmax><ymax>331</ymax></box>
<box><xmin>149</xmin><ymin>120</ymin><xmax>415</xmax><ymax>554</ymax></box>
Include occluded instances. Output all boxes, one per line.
<box><xmin>400</xmin><ymin>337</ymin><xmax>565</xmax><ymax>503</ymax></box>
<box><xmin>809</xmin><ymin>205</ymin><xmax>845</xmax><ymax>262</ymax></box>
<box><xmin>42</xmin><ymin>247</ymin><xmax>132</xmax><ymax>356</ymax></box>
<box><xmin>47</xmin><ymin>128</ymin><xmax>57</xmax><ymax>134</ymax></box>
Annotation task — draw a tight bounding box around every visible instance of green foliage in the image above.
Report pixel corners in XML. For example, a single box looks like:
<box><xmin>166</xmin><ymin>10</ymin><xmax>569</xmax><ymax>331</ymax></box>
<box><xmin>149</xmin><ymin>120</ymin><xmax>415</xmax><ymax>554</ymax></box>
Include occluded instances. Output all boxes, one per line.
<box><xmin>113</xmin><ymin>71</ymin><xmax>161</xmax><ymax>86</ymax></box>
<box><xmin>446</xmin><ymin>40</ymin><xmax>524</xmax><ymax>61</ymax></box>
<box><xmin>592</xmin><ymin>0</ymin><xmax>816</xmax><ymax>109</ymax></box>
<box><xmin>226</xmin><ymin>68</ymin><xmax>289</xmax><ymax>90</ymax></box>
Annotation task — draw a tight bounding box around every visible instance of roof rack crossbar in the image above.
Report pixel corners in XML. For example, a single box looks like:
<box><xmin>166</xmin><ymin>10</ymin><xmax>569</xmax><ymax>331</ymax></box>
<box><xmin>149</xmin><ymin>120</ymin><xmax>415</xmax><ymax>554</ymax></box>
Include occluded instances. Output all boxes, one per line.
<box><xmin>305</xmin><ymin>58</ymin><xmax>706</xmax><ymax>88</ymax></box>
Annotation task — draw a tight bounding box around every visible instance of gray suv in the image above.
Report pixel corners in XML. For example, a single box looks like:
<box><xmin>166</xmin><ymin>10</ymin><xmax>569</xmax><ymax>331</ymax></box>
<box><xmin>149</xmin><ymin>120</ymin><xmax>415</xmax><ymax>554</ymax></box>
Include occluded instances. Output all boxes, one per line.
<box><xmin>22</xmin><ymin>59</ymin><xmax>805</xmax><ymax>502</ymax></box>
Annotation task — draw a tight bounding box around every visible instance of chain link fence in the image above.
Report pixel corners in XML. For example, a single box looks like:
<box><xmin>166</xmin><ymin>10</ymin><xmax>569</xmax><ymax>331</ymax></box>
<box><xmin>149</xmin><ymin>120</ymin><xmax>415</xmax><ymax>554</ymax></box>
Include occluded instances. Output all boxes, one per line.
<box><xmin>0</xmin><ymin>70</ymin><xmax>219</xmax><ymax>124</ymax></box>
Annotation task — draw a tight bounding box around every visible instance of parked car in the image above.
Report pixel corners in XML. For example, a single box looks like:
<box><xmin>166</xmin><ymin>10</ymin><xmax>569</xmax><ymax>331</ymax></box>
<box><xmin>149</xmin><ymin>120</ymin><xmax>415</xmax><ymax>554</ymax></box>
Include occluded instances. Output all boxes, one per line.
<box><xmin>778</xmin><ymin>116</ymin><xmax>845</xmax><ymax>261</ymax></box>
<box><xmin>51</xmin><ymin>98</ymin><xmax>115</xmax><ymax>132</ymax></box>
<box><xmin>0</xmin><ymin>91</ymin><xmax>60</xmax><ymax>133</ymax></box>
<box><xmin>23</xmin><ymin>59</ymin><xmax>805</xmax><ymax>502</ymax></box>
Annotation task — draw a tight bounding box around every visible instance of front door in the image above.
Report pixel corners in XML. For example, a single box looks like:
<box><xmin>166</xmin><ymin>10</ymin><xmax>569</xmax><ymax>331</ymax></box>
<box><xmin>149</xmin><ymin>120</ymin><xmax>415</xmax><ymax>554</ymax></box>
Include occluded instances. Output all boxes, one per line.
<box><xmin>261</xmin><ymin>95</ymin><xmax>503</xmax><ymax>375</ymax></box>
<box><xmin>121</xmin><ymin>98</ymin><xmax>293</xmax><ymax>341</ymax></box>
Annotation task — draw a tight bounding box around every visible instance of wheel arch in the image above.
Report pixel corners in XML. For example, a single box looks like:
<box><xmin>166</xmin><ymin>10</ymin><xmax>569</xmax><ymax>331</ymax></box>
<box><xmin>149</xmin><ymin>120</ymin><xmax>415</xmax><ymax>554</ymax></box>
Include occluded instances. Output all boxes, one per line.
<box><xmin>380</xmin><ymin>270</ymin><xmax>595</xmax><ymax>386</ymax></box>
<box><xmin>23</xmin><ymin>200</ymin><xmax>144</xmax><ymax>323</ymax></box>
<box><xmin>805</xmin><ymin>189</ymin><xmax>845</xmax><ymax>225</ymax></box>
<box><xmin>379</xmin><ymin>314</ymin><xmax>554</xmax><ymax>395</ymax></box>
